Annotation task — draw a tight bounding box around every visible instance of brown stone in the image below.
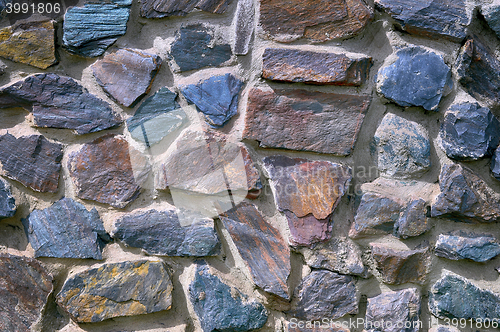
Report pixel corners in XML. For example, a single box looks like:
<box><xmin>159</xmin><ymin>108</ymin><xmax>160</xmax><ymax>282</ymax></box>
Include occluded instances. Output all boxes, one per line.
<box><xmin>284</xmin><ymin>211</ymin><xmax>332</xmax><ymax>248</ymax></box>
<box><xmin>244</xmin><ymin>88</ymin><xmax>370</xmax><ymax>156</ymax></box>
<box><xmin>140</xmin><ymin>0</ymin><xmax>233</xmax><ymax>18</ymax></box>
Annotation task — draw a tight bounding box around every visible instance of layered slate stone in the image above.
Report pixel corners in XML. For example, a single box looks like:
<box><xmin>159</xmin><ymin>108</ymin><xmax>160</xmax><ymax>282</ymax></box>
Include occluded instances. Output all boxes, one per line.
<box><xmin>0</xmin><ymin>254</ymin><xmax>53</xmax><ymax>332</ymax></box>
<box><xmin>435</xmin><ymin>231</ymin><xmax>500</xmax><ymax>262</ymax></box>
<box><xmin>0</xmin><ymin>73</ymin><xmax>121</xmax><ymax>134</ymax></box>
<box><xmin>24</xmin><ymin>198</ymin><xmax>109</xmax><ymax>259</ymax></box>
<box><xmin>92</xmin><ymin>48</ymin><xmax>162</xmax><ymax>107</ymax></box>
<box><xmin>262</xmin><ymin>49</ymin><xmax>372</xmax><ymax>86</ymax></box>
<box><xmin>190</xmin><ymin>264</ymin><xmax>268</xmax><ymax>332</ymax></box>
<box><xmin>244</xmin><ymin>88</ymin><xmax>370</xmax><ymax>155</ymax></box>
<box><xmin>260</xmin><ymin>0</ymin><xmax>373</xmax><ymax>42</ymax></box>
<box><xmin>140</xmin><ymin>0</ymin><xmax>233</xmax><ymax>18</ymax></box>
<box><xmin>0</xmin><ymin>134</ymin><xmax>62</xmax><ymax>193</ymax></box>
<box><xmin>68</xmin><ymin>135</ymin><xmax>150</xmax><ymax>208</ymax></box>
<box><xmin>394</xmin><ymin>199</ymin><xmax>430</xmax><ymax>239</ymax></box>
<box><xmin>377</xmin><ymin>46</ymin><xmax>452</xmax><ymax>111</ymax></box>
<box><xmin>482</xmin><ymin>4</ymin><xmax>500</xmax><ymax>40</ymax></box>
<box><xmin>375</xmin><ymin>0</ymin><xmax>469</xmax><ymax>42</ymax></box>
<box><xmin>57</xmin><ymin>260</ymin><xmax>173</xmax><ymax>323</ymax></box>
<box><xmin>180</xmin><ymin>74</ymin><xmax>243</xmax><ymax>127</ymax></box>
<box><xmin>232</xmin><ymin>0</ymin><xmax>254</xmax><ymax>55</ymax></box>
<box><xmin>219</xmin><ymin>203</ymin><xmax>290</xmax><ymax>299</ymax></box>
<box><xmin>0</xmin><ymin>20</ymin><xmax>56</xmax><ymax>69</ymax></box>
<box><xmin>0</xmin><ymin>178</ymin><xmax>15</xmax><ymax>219</ymax></box>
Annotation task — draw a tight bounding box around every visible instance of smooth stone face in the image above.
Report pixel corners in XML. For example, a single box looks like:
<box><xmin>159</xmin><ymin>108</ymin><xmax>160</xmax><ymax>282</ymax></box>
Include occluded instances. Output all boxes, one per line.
<box><xmin>57</xmin><ymin>260</ymin><xmax>173</xmax><ymax>323</ymax></box>
<box><xmin>0</xmin><ymin>254</ymin><xmax>53</xmax><ymax>332</ymax></box>
<box><xmin>0</xmin><ymin>73</ymin><xmax>121</xmax><ymax>134</ymax></box>
<box><xmin>377</xmin><ymin>46</ymin><xmax>452</xmax><ymax>111</ymax></box>
<box><xmin>374</xmin><ymin>113</ymin><xmax>431</xmax><ymax>179</ymax></box>
<box><xmin>190</xmin><ymin>264</ymin><xmax>268</xmax><ymax>332</ymax></box>
<box><xmin>435</xmin><ymin>231</ymin><xmax>500</xmax><ymax>262</ymax></box>
<box><xmin>180</xmin><ymin>73</ymin><xmax>243</xmax><ymax>127</ymax></box>
<box><xmin>394</xmin><ymin>198</ymin><xmax>430</xmax><ymax>239</ymax></box>
<box><xmin>140</xmin><ymin>0</ymin><xmax>232</xmax><ymax>18</ymax></box>
<box><xmin>0</xmin><ymin>178</ymin><xmax>15</xmax><ymax>219</ymax></box>
<box><xmin>262</xmin><ymin>49</ymin><xmax>372</xmax><ymax>86</ymax></box>
<box><xmin>232</xmin><ymin>0</ymin><xmax>254</xmax><ymax>55</ymax></box>
<box><xmin>482</xmin><ymin>5</ymin><xmax>500</xmax><ymax>40</ymax></box>
<box><xmin>244</xmin><ymin>88</ymin><xmax>370</xmax><ymax>155</ymax></box>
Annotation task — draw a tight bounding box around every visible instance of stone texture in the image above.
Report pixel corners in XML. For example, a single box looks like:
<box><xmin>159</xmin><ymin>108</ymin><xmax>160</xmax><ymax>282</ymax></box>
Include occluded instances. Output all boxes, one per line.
<box><xmin>0</xmin><ymin>133</ymin><xmax>63</xmax><ymax>193</ymax></box>
<box><xmin>394</xmin><ymin>199</ymin><xmax>430</xmax><ymax>239</ymax></box>
<box><xmin>92</xmin><ymin>48</ymin><xmax>162</xmax><ymax>107</ymax></box>
<box><xmin>57</xmin><ymin>260</ymin><xmax>172</xmax><ymax>323</ymax></box>
<box><xmin>435</xmin><ymin>231</ymin><xmax>500</xmax><ymax>262</ymax></box>
<box><xmin>140</xmin><ymin>0</ymin><xmax>233</xmax><ymax>18</ymax></box>
<box><xmin>244</xmin><ymin>88</ymin><xmax>370</xmax><ymax>155</ymax></box>
<box><xmin>260</xmin><ymin>0</ymin><xmax>373</xmax><ymax>42</ymax></box>
<box><xmin>481</xmin><ymin>4</ymin><xmax>500</xmax><ymax>40</ymax></box>
<box><xmin>429</xmin><ymin>327</ymin><xmax>460</xmax><ymax>332</ymax></box>
<box><xmin>374</xmin><ymin>113</ymin><xmax>431</xmax><ymax>179</ymax></box>
<box><xmin>288</xmin><ymin>325</ymin><xmax>349</xmax><ymax>332</ymax></box>
<box><xmin>0</xmin><ymin>254</ymin><xmax>53</xmax><ymax>332</ymax></box>
<box><xmin>491</xmin><ymin>147</ymin><xmax>500</xmax><ymax>181</ymax></box>
<box><xmin>233</xmin><ymin>0</ymin><xmax>254</xmax><ymax>55</ymax></box>
<box><xmin>262</xmin><ymin>49</ymin><xmax>372</xmax><ymax>86</ymax></box>
<box><xmin>0</xmin><ymin>73</ymin><xmax>121</xmax><ymax>134</ymax></box>
<box><xmin>190</xmin><ymin>264</ymin><xmax>268</xmax><ymax>332</ymax></box>
<box><xmin>377</xmin><ymin>46</ymin><xmax>452</xmax><ymax>111</ymax></box>
<box><xmin>220</xmin><ymin>203</ymin><xmax>291</xmax><ymax>300</ymax></box>
<box><xmin>375</xmin><ymin>0</ymin><xmax>469</xmax><ymax>42</ymax></box>
<box><xmin>0</xmin><ymin>178</ymin><xmax>15</xmax><ymax>219</ymax></box>
<box><xmin>180</xmin><ymin>73</ymin><xmax>243</xmax><ymax>127</ymax></box>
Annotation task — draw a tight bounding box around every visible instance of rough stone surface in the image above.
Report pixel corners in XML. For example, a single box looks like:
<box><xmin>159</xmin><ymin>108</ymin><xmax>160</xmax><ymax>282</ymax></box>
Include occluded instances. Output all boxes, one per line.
<box><xmin>0</xmin><ymin>254</ymin><xmax>53</xmax><ymax>332</ymax></box>
<box><xmin>140</xmin><ymin>0</ymin><xmax>233</xmax><ymax>18</ymax></box>
<box><xmin>429</xmin><ymin>327</ymin><xmax>460</xmax><ymax>332</ymax></box>
<box><xmin>220</xmin><ymin>203</ymin><xmax>291</xmax><ymax>300</ymax></box>
<box><xmin>92</xmin><ymin>48</ymin><xmax>162</xmax><ymax>107</ymax></box>
<box><xmin>288</xmin><ymin>325</ymin><xmax>349</xmax><ymax>332</ymax></box>
<box><xmin>262</xmin><ymin>49</ymin><xmax>372</xmax><ymax>86</ymax></box>
<box><xmin>0</xmin><ymin>178</ymin><xmax>15</xmax><ymax>219</ymax></box>
<box><xmin>482</xmin><ymin>4</ymin><xmax>500</xmax><ymax>40</ymax></box>
<box><xmin>491</xmin><ymin>147</ymin><xmax>500</xmax><ymax>181</ymax></box>
<box><xmin>233</xmin><ymin>0</ymin><xmax>254</xmax><ymax>55</ymax></box>
<box><xmin>244</xmin><ymin>88</ymin><xmax>370</xmax><ymax>156</ymax></box>
<box><xmin>190</xmin><ymin>264</ymin><xmax>268</xmax><ymax>332</ymax></box>
<box><xmin>377</xmin><ymin>46</ymin><xmax>452</xmax><ymax>111</ymax></box>
<box><xmin>57</xmin><ymin>260</ymin><xmax>173</xmax><ymax>323</ymax></box>
<box><xmin>435</xmin><ymin>231</ymin><xmax>500</xmax><ymax>262</ymax></box>
<box><xmin>394</xmin><ymin>199</ymin><xmax>430</xmax><ymax>239</ymax></box>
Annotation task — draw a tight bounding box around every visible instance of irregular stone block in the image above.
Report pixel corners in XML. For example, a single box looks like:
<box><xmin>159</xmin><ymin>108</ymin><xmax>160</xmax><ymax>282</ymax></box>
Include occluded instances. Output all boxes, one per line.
<box><xmin>377</xmin><ymin>46</ymin><xmax>452</xmax><ymax>111</ymax></box>
<box><xmin>435</xmin><ymin>231</ymin><xmax>500</xmax><ymax>262</ymax></box>
<box><xmin>394</xmin><ymin>198</ymin><xmax>430</xmax><ymax>239</ymax></box>
<box><xmin>190</xmin><ymin>264</ymin><xmax>268</xmax><ymax>332</ymax></box>
<box><xmin>220</xmin><ymin>203</ymin><xmax>291</xmax><ymax>299</ymax></box>
<box><xmin>262</xmin><ymin>49</ymin><xmax>372</xmax><ymax>86</ymax></box>
<box><xmin>92</xmin><ymin>48</ymin><xmax>162</xmax><ymax>107</ymax></box>
<box><xmin>0</xmin><ymin>178</ymin><xmax>15</xmax><ymax>219</ymax></box>
<box><xmin>491</xmin><ymin>147</ymin><xmax>500</xmax><ymax>181</ymax></box>
<box><xmin>57</xmin><ymin>260</ymin><xmax>172</xmax><ymax>323</ymax></box>
<box><xmin>481</xmin><ymin>4</ymin><xmax>500</xmax><ymax>40</ymax></box>
<box><xmin>140</xmin><ymin>0</ymin><xmax>233</xmax><ymax>18</ymax></box>
<box><xmin>244</xmin><ymin>88</ymin><xmax>370</xmax><ymax>155</ymax></box>
<box><xmin>232</xmin><ymin>0</ymin><xmax>254</xmax><ymax>55</ymax></box>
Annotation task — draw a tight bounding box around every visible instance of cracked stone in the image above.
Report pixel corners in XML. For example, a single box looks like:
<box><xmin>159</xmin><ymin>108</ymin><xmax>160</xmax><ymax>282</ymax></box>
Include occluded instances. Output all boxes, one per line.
<box><xmin>394</xmin><ymin>199</ymin><xmax>430</xmax><ymax>239</ymax></box>
<box><xmin>0</xmin><ymin>178</ymin><xmax>15</xmax><ymax>219</ymax></box>
<box><xmin>435</xmin><ymin>231</ymin><xmax>500</xmax><ymax>262</ymax></box>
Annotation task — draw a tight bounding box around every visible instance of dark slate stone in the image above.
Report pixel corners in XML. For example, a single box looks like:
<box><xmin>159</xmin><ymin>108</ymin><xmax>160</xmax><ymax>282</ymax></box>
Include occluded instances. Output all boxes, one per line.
<box><xmin>24</xmin><ymin>197</ymin><xmax>109</xmax><ymax>259</ymax></box>
<box><xmin>435</xmin><ymin>231</ymin><xmax>500</xmax><ymax>262</ymax></box>
<box><xmin>0</xmin><ymin>73</ymin><xmax>121</xmax><ymax>134</ymax></box>
<box><xmin>190</xmin><ymin>264</ymin><xmax>268</xmax><ymax>332</ymax></box>
<box><xmin>140</xmin><ymin>0</ymin><xmax>233</xmax><ymax>18</ymax></box>
<box><xmin>377</xmin><ymin>46</ymin><xmax>452</xmax><ymax>111</ymax></box>
<box><xmin>57</xmin><ymin>260</ymin><xmax>173</xmax><ymax>323</ymax></box>
<box><xmin>482</xmin><ymin>4</ymin><xmax>500</xmax><ymax>40</ymax></box>
<box><xmin>394</xmin><ymin>199</ymin><xmax>430</xmax><ymax>239</ymax></box>
<box><xmin>0</xmin><ymin>178</ymin><xmax>15</xmax><ymax>219</ymax></box>
<box><xmin>440</xmin><ymin>102</ymin><xmax>500</xmax><ymax>161</ymax></box>
<box><xmin>491</xmin><ymin>147</ymin><xmax>500</xmax><ymax>180</ymax></box>
<box><xmin>233</xmin><ymin>0</ymin><xmax>254</xmax><ymax>55</ymax></box>
<box><xmin>169</xmin><ymin>24</ymin><xmax>232</xmax><ymax>72</ymax></box>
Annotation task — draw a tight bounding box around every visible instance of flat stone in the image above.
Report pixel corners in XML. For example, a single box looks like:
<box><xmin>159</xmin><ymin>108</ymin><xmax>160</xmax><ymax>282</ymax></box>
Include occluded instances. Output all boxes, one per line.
<box><xmin>262</xmin><ymin>49</ymin><xmax>372</xmax><ymax>86</ymax></box>
<box><xmin>0</xmin><ymin>134</ymin><xmax>62</xmax><ymax>193</ymax></box>
<box><xmin>180</xmin><ymin>74</ymin><xmax>243</xmax><ymax>127</ymax></box>
<box><xmin>289</xmin><ymin>270</ymin><xmax>358</xmax><ymax>321</ymax></box>
<box><xmin>374</xmin><ymin>113</ymin><xmax>431</xmax><ymax>179</ymax></box>
<box><xmin>394</xmin><ymin>199</ymin><xmax>430</xmax><ymax>239</ymax></box>
<box><xmin>0</xmin><ymin>254</ymin><xmax>53</xmax><ymax>332</ymax></box>
<box><xmin>377</xmin><ymin>46</ymin><xmax>452</xmax><ymax>111</ymax></box>
<box><xmin>92</xmin><ymin>48</ymin><xmax>162</xmax><ymax>107</ymax></box>
<box><xmin>375</xmin><ymin>0</ymin><xmax>469</xmax><ymax>42</ymax></box>
<box><xmin>189</xmin><ymin>264</ymin><xmax>268</xmax><ymax>332</ymax></box>
<box><xmin>57</xmin><ymin>260</ymin><xmax>173</xmax><ymax>323</ymax></box>
<box><xmin>0</xmin><ymin>178</ymin><xmax>15</xmax><ymax>219</ymax></box>
<box><xmin>435</xmin><ymin>231</ymin><xmax>500</xmax><ymax>262</ymax></box>
<box><xmin>0</xmin><ymin>73</ymin><xmax>121</xmax><ymax>134</ymax></box>
<box><xmin>481</xmin><ymin>4</ymin><xmax>500</xmax><ymax>40</ymax></box>
<box><xmin>220</xmin><ymin>203</ymin><xmax>291</xmax><ymax>300</ymax></box>
<box><xmin>24</xmin><ymin>197</ymin><xmax>109</xmax><ymax>259</ymax></box>
<box><xmin>140</xmin><ymin>0</ymin><xmax>233</xmax><ymax>18</ymax></box>
<box><xmin>233</xmin><ymin>0</ymin><xmax>254</xmax><ymax>55</ymax></box>
<box><xmin>491</xmin><ymin>147</ymin><xmax>500</xmax><ymax>180</ymax></box>
<box><xmin>244</xmin><ymin>88</ymin><xmax>370</xmax><ymax>155</ymax></box>
<box><xmin>260</xmin><ymin>0</ymin><xmax>372</xmax><ymax>42</ymax></box>
<box><xmin>68</xmin><ymin>135</ymin><xmax>150</xmax><ymax>208</ymax></box>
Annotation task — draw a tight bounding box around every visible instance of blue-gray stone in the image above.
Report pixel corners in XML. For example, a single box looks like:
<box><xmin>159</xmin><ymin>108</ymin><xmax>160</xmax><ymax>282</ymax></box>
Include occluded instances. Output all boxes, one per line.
<box><xmin>440</xmin><ymin>102</ymin><xmax>500</xmax><ymax>161</ymax></box>
<box><xmin>491</xmin><ymin>147</ymin><xmax>500</xmax><ymax>180</ymax></box>
<box><xmin>394</xmin><ymin>198</ymin><xmax>429</xmax><ymax>239</ymax></box>
<box><xmin>181</xmin><ymin>74</ymin><xmax>243</xmax><ymax>127</ymax></box>
<box><xmin>482</xmin><ymin>4</ymin><xmax>500</xmax><ymax>40</ymax></box>
<box><xmin>190</xmin><ymin>264</ymin><xmax>268</xmax><ymax>332</ymax></box>
<box><xmin>377</xmin><ymin>46</ymin><xmax>452</xmax><ymax>111</ymax></box>
<box><xmin>435</xmin><ymin>231</ymin><xmax>500</xmax><ymax>262</ymax></box>
<box><xmin>0</xmin><ymin>178</ymin><xmax>15</xmax><ymax>219</ymax></box>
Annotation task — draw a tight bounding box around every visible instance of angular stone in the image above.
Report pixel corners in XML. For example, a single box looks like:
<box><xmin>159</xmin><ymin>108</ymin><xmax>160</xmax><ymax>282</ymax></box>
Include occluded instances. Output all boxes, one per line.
<box><xmin>377</xmin><ymin>46</ymin><xmax>452</xmax><ymax>111</ymax></box>
<box><xmin>0</xmin><ymin>254</ymin><xmax>53</xmax><ymax>332</ymax></box>
<box><xmin>0</xmin><ymin>73</ymin><xmax>121</xmax><ymax>134</ymax></box>
<box><xmin>263</xmin><ymin>49</ymin><xmax>372</xmax><ymax>86</ymax></box>
<box><xmin>289</xmin><ymin>270</ymin><xmax>358</xmax><ymax>321</ymax></box>
<box><xmin>260</xmin><ymin>0</ymin><xmax>372</xmax><ymax>43</ymax></box>
<box><xmin>92</xmin><ymin>48</ymin><xmax>162</xmax><ymax>107</ymax></box>
<box><xmin>180</xmin><ymin>74</ymin><xmax>243</xmax><ymax>127</ymax></box>
<box><xmin>220</xmin><ymin>203</ymin><xmax>291</xmax><ymax>299</ymax></box>
<box><xmin>0</xmin><ymin>134</ymin><xmax>62</xmax><ymax>193</ymax></box>
<box><xmin>491</xmin><ymin>147</ymin><xmax>500</xmax><ymax>180</ymax></box>
<box><xmin>190</xmin><ymin>264</ymin><xmax>268</xmax><ymax>332</ymax></box>
<box><xmin>375</xmin><ymin>0</ymin><xmax>469</xmax><ymax>42</ymax></box>
<box><xmin>140</xmin><ymin>0</ymin><xmax>233</xmax><ymax>18</ymax></box>
<box><xmin>244</xmin><ymin>88</ymin><xmax>370</xmax><ymax>155</ymax></box>
<box><xmin>0</xmin><ymin>178</ymin><xmax>15</xmax><ymax>219</ymax></box>
<box><xmin>435</xmin><ymin>231</ymin><xmax>500</xmax><ymax>262</ymax></box>
<box><xmin>68</xmin><ymin>135</ymin><xmax>150</xmax><ymax>208</ymax></box>
<box><xmin>57</xmin><ymin>260</ymin><xmax>172</xmax><ymax>323</ymax></box>
<box><xmin>24</xmin><ymin>198</ymin><xmax>109</xmax><ymax>259</ymax></box>
<box><xmin>233</xmin><ymin>0</ymin><xmax>254</xmax><ymax>55</ymax></box>
<box><xmin>481</xmin><ymin>4</ymin><xmax>500</xmax><ymax>40</ymax></box>
<box><xmin>374</xmin><ymin>113</ymin><xmax>431</xmax><ymax>179</ymax></box>
<box><xmin>394</xmin><ymin>199</ymin><xmax>430</xmax><ymax>239</ymax></box>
